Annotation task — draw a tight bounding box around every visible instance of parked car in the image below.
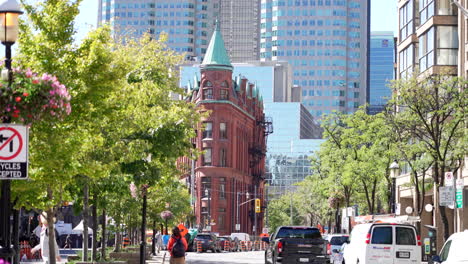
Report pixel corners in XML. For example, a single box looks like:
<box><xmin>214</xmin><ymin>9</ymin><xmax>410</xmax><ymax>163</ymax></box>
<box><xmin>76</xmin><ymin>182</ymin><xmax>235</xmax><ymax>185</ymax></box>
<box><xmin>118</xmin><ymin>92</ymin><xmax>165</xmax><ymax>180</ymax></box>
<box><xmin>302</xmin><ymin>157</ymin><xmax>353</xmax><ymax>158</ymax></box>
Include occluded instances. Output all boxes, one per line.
<box><xmin>193</xmin><ymin>233</ymin><xmax>221</xmax><ymax>253</ymax></box>
<box><xmin>264</xmin><ymin>226</ymin><xmax>329</xmax><ymax>264</ymax></box>
<box><xmin>324</xmin><ymin>234</ymin><xmax>349</xmax><ymax>263</ymax></box>
<box><xmin>343</xmin><ymin>223</ymin><xmax>421</xmax><ymax>264</ymax></box>
<box><xmin>431</xmin><ymin>230</ymin><xmax>468</xmax><ymax>264</ymax></box>
<box><xmin>217</xmin><ymin>236</ymin><xmax>235</xmax><ymax>252</ymax></box>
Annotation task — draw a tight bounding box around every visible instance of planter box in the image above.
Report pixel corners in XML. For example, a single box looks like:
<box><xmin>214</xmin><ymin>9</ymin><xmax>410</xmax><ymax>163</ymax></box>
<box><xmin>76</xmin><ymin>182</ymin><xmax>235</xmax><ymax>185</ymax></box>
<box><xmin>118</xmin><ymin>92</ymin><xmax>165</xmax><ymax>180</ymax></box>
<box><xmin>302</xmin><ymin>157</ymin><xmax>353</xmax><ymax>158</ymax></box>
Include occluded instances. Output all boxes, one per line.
<box><xmin>108</xmin><ymin>252</ymin><xmax>149</xmax><ymax>264</ymax></box>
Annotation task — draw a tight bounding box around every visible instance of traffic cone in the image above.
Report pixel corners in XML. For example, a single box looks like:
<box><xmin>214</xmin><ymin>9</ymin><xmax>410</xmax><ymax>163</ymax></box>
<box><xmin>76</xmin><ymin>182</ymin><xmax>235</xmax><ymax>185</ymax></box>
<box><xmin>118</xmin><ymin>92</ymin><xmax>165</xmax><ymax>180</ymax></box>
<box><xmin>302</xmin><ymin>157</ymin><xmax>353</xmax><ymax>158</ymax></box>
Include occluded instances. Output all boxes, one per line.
<box><xmin>224</xmin><ymin>240</ymin><xmax>230</xmax><ymax>251</ymax></box>
<box><xmin>197</xmin><ymin>241</ymin><xmax>202</xmax><ymax>253</ymax></box>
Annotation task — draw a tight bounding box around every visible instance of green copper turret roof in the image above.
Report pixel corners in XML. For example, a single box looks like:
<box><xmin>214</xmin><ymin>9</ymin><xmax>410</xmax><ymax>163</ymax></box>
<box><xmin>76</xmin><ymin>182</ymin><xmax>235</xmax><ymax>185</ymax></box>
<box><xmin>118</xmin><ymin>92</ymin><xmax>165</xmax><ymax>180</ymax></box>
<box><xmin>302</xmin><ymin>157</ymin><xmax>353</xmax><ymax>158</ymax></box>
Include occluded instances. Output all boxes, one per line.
<box><xmin>201</xmin><ymin>19</ymin><xmax>233</xmax><ymax>71</ymax></box>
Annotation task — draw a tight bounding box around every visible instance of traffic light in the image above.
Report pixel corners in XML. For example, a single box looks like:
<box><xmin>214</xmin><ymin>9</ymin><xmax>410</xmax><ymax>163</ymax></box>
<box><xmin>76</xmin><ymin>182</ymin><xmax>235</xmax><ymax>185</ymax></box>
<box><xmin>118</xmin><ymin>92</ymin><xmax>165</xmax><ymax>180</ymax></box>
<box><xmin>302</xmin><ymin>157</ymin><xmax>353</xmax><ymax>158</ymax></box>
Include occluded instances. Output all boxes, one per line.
<box><xmin>255</xmin><ymin>198</ymin><xmax>261</xmax><ymax>213</ymax></box>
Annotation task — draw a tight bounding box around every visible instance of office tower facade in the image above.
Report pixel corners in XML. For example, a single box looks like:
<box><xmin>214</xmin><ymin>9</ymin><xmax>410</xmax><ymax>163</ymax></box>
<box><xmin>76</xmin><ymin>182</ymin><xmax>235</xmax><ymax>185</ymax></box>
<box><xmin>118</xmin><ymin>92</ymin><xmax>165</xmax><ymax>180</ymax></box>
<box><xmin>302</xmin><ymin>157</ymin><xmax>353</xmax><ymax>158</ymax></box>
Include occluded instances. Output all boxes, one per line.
<box><xmin>368</xmin><ymin>32</ymin><xmax>395</xmax><ymax>115</ymax></box>
<box><xmin>260</xmin><ymin>0</ymin><xmax>370</xmax><ymax>117</ymax></box>
<box><xmin>219</xmin><ymin>0</ymin><xmax>261</xmax><ymax>62</ymax></box>
<box><xmin>98</xmin><ymin>0</ymin><xmax>259</xmax><ymax>62</ymax></box>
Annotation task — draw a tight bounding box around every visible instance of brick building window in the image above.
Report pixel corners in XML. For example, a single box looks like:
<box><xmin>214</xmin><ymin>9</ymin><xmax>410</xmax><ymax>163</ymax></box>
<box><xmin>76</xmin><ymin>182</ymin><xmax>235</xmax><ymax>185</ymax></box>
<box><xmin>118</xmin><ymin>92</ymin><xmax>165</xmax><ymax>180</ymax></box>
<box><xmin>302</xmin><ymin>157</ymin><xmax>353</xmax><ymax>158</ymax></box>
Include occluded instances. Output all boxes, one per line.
<box><xmin>219</xmin><ymin>148</ymin><xmax>227</xmax><ymax>167</ymax></box>
<box><xmin>203</xmin><ymin>148</ymin><xmax>212</xmax><ymax>166</ymax></box>
<box><xmin>203</xmin><ymin>88</ymin><xmax>213</xmax><ymax>99</ymax></box>
<box><xmin>220</xmin><ymin>89</ymin><xmax>229</xmax><ymax>100</ymax></box>
<box><xmin>219</xmin><ymin>177</ymin><xmax>226</xmax><ymax>199</ymax></box>
<box><xmin>201</xmin><ymin>177</ymin><xmax>211</xmax><ymax>198</ymax></box>
<box><xmin>218</xmin><ymin>214</ymin><xmax>225</xmax><ymax>230</ymax></box>
<box><xmin>220</xmin><ymin>122</ymin><xmax>227</xmax><ymax>139</ymax></box>
<box><xmin>203</xmin><ymin>122</ymin><xmax>212</xmax><ymax>139</ymax></box>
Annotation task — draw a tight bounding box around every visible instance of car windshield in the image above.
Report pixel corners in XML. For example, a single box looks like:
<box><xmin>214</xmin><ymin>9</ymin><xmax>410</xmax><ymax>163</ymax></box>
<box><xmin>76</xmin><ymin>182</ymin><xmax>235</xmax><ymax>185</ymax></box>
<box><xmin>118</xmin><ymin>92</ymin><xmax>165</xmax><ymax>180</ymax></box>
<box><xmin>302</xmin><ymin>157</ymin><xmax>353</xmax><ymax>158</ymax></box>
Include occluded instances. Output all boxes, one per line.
<box><xmin>196</xmin><ymin>235</ymin><xmax>211</xmax><ymax>240</ymax></box>
<box><xmin>218</xmin><ymin>237</ymin><xmax>227</xmax><ymax>241</ymax></box>
<box><xmin>330</xmin><ymin>236</ymin><xmax>349</xmax><ymax>245</ymax></box>
<box><xmin>276</xmin><ymin>227</ymin><xmax>322</xmax><ymax>239</ymax></box>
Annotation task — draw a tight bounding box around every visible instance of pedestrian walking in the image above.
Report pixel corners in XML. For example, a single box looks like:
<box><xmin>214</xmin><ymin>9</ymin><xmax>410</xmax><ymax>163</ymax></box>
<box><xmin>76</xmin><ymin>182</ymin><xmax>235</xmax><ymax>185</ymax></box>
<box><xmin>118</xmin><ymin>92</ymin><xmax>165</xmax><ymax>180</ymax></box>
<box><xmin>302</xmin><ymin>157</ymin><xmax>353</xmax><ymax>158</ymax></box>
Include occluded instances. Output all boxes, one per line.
<box><xmin>31</xmin><ymin>213</ymin><xmax>61</xmax><ymax>264</ymax></box>
<box><xmin>167</xmin><ymin>227</ymin><xmax>187</xmax><ymax>264</ymax></box>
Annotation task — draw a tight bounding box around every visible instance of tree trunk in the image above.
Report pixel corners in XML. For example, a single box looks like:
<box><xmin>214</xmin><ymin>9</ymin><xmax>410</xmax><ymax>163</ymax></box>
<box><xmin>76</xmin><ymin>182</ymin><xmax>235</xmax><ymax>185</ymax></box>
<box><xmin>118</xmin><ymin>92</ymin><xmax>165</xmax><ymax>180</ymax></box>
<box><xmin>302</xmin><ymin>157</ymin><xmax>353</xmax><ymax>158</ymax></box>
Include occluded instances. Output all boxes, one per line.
<box><xmin>83</xmin><ymin>182</ymin><xmax>89</xmax><ymax>261</ymax></box>
<box><xmin>92</xmin><ymin>193</ymin><xmax>98</xmax><ymax>261</ymax></box>
<box><xmin>45</xmin><ymin>207</ymin><xmax>57</xmax><ymax>264</ymax></box>
<box><xmin>101</xmin><ymin>208</ymin><xmax>106</xmax><ymax>260</ymax></box>
<box><xmin>439</xmin><ymin>205</ymin><xmax>450</xmax><ymax>241</ymax></box>
<box><xmin>151</xmin><ymin>220</ymin><xmax>156</xmax><ymax>255</ymax></box>
<box><xmin>114</xmin><ymin>219</ymin><xmax>122</xmax><ymax>252</ymax></box>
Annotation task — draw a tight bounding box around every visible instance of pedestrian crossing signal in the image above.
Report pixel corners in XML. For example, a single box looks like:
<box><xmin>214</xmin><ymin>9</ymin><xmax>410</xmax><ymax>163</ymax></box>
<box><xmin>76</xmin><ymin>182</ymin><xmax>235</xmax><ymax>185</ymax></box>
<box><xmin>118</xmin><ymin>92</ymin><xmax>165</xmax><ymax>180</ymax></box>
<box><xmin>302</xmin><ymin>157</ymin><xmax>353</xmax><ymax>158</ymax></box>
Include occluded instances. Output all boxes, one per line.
<box><xmin>255</xmin><ymin>199</ymin><xmax>261</xmax><ymax>213</ymax></box>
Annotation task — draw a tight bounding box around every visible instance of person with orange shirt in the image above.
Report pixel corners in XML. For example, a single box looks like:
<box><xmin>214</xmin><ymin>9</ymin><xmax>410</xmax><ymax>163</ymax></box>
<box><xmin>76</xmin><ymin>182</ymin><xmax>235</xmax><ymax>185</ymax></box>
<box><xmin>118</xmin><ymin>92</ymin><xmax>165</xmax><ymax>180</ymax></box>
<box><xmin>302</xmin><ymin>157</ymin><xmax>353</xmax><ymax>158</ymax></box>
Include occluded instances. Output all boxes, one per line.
<box><xmin>167</xmin><ymin>227</ymin><xmax>188</xmax><ymax>264</ymax></box>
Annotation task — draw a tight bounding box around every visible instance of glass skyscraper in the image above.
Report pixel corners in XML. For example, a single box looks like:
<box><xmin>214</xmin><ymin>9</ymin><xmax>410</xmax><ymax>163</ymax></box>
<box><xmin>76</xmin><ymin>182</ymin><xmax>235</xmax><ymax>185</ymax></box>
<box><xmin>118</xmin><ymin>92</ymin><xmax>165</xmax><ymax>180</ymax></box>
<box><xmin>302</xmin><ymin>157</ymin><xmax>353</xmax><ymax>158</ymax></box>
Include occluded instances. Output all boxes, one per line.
<box><xmin>368</xmin><ymin>32</ymin><xmax>395</xmax><ymax>115</ymax></box>
<box><xmin>260</xmin><ymin>0</ymin><xmax>370</xmax><ymax>117</ymax></box>
<box><xmin>98</xmin><ymin>0</ymin><xmax>259</xmax><ymax>62</ymax></box>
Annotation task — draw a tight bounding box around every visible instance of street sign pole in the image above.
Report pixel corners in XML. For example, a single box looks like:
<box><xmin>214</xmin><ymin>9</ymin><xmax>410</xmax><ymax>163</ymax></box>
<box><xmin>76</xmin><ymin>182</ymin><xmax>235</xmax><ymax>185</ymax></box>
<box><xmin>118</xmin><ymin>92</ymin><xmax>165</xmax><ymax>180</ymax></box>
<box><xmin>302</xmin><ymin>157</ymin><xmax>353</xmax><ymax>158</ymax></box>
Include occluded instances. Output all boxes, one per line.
<box><xmin>0</xmin><ymin>124</ymin><xmax>29</xmax><ymax>263</ymax></box>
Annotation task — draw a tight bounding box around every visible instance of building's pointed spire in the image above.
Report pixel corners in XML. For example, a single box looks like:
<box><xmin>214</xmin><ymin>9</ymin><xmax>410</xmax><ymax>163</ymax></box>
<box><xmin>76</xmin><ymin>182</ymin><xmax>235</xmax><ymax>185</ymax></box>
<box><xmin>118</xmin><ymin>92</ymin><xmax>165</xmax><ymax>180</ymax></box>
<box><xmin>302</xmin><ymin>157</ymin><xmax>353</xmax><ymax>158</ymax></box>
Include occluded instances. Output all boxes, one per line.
<box><xmin>201</xmin><ymin>18</ymin><xmax>233</xmax><ymax>71</ymax></box>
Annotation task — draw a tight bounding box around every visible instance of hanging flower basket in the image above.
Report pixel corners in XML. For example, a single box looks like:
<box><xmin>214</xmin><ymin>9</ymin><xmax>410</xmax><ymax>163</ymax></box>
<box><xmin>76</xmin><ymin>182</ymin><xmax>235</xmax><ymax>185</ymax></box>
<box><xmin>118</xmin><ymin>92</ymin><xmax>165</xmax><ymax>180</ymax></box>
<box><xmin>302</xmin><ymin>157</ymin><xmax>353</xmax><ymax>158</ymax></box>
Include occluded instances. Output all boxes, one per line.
<box><xmin>0</xmin><ymin>67</ymin><xmax>71</xmax><ymax>124</ymax></box>
<box><xmin>160</xmin><ymin>210</ymin><xmax>173</xmax><ymax>220</ymax></box>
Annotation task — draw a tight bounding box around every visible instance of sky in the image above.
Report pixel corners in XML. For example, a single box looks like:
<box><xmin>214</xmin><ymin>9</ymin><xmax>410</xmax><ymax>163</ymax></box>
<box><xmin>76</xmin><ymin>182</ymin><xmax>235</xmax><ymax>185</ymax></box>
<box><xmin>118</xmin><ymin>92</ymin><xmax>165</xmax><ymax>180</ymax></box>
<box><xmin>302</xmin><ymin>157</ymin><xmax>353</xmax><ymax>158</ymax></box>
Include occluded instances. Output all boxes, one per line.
<box><xmin>75</xmin><ymin>0</ymin><xmax>398</xmax><ymax>41</ymax></box>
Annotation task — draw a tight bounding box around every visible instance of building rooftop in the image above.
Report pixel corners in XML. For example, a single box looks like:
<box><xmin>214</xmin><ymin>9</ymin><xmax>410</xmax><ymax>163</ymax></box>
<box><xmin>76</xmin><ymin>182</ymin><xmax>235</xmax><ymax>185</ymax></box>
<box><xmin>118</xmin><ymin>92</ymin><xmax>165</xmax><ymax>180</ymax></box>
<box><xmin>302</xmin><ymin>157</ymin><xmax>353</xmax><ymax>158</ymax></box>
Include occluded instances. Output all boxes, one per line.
<box><xmin>201</xmin><ymin>20</ymin><xmax>233</xmax><ymax>71</ymax></box>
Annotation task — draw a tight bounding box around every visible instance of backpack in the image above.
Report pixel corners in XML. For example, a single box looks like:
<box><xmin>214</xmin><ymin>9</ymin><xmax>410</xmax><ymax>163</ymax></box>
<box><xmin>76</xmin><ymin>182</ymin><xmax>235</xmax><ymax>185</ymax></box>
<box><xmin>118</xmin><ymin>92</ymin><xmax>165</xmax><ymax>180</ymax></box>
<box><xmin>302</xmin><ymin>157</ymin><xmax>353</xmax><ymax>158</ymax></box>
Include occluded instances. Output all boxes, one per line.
<box><xmin>171</xmin><ymin>237</ymin><xmax>186</xmax><ymax>258</ymax></box>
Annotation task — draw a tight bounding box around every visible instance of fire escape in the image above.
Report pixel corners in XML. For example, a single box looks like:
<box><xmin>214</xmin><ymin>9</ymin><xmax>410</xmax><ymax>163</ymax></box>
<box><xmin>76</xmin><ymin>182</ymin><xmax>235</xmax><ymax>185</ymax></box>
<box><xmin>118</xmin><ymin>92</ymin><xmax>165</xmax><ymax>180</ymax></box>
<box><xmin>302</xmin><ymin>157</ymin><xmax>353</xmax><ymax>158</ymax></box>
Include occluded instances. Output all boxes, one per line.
<box><xmin>249</xmin><ymin>116</ymin><xmax>273</xmax><ymax>180</ymax></box>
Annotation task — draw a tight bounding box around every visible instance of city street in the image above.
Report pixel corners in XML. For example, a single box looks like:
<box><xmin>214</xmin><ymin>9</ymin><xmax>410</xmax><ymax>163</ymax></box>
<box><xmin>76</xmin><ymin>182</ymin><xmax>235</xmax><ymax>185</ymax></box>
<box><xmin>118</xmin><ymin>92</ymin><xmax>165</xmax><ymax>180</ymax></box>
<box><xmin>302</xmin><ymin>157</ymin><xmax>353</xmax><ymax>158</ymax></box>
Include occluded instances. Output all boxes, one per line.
<box><xmin>185</xmin><ymin>251</ymin><xmax>264</xmax><ymax>264</ymax></box>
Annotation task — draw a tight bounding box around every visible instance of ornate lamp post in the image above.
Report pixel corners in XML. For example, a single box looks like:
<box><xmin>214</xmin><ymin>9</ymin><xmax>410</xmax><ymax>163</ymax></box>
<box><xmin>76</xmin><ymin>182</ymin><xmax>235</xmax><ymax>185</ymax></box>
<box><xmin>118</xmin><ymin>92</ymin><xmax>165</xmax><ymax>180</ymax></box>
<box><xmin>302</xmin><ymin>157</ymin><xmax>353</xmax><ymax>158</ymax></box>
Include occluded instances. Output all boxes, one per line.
<box><xmin>389</xmin><ymin>160</ymin><xmax>400</xmax><ymax>214</ymax></box>
<box><xmin>0</xmin><ymin>0</ymin><xmax>23</xmax><ymax>262</ymax></box>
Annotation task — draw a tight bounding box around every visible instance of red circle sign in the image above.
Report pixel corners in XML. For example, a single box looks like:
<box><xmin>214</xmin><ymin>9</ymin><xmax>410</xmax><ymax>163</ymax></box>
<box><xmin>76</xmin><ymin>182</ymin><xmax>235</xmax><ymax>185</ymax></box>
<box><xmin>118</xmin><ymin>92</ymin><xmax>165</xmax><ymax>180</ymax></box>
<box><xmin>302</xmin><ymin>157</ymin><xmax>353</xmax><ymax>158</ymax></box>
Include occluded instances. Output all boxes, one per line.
<box><xmin>0</xmin><ymin>127</ymin><xmax>23</xmax><ymax>161</ymax></box>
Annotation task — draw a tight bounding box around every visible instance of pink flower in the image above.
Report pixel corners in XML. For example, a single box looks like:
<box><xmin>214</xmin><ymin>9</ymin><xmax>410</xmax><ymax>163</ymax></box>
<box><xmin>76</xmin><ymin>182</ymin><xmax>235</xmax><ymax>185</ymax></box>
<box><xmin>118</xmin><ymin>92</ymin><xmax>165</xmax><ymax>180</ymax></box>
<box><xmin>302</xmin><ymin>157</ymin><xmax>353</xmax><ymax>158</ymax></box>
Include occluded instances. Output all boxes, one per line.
<box><xmin>42</xmin><ymin>73</ymin><xmax>51</xmax><ymax>81</ymax></box>
<box><xmin>25</xmin><ymin>68</ymin><xmax>33</xmax><ymax>78</ymax></box>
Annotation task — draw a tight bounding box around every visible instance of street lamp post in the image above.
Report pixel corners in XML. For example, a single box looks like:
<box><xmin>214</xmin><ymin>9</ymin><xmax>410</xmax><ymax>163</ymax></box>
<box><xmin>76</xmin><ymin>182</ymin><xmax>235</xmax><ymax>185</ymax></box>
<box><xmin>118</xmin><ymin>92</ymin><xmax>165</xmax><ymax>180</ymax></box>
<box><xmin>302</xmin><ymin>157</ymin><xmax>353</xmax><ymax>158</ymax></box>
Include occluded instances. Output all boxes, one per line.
<box><xmin>0</xmin><ymin>1</ymin><xmax>23</xmax><ymax>262</ymax></box>
<box><xmin>389</xmin><ymin>160</ymin><xmax>400</xmax><ymax>214</ymax></box>
<box><xmin>236</xmin><ymin>192</ymin><xmax>249</xmax><ymax>232</ymax></box>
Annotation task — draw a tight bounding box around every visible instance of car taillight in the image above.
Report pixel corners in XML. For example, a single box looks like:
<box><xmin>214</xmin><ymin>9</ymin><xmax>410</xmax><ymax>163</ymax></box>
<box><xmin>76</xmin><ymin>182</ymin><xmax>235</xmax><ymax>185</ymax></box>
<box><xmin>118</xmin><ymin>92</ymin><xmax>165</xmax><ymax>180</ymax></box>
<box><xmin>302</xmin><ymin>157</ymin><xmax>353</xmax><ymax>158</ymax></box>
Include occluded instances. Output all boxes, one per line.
<box><xmin>327</xmin><ymin>243</ymin><xmax>331</xmax><ymax>255</ymax></box>
<box><xmin>417</xmin><ymin>235</ymin><xmax>421</xmax><ymax>246</ymax></box>
<box><xmin>365</xmin><ymin>233</ymin><xmax>371</xmax><ymax>244</ymax></box>
<box><xmin>277</xmin><ymin>241</ymin><xmax>283</xmax><ymax>253</ymax></box>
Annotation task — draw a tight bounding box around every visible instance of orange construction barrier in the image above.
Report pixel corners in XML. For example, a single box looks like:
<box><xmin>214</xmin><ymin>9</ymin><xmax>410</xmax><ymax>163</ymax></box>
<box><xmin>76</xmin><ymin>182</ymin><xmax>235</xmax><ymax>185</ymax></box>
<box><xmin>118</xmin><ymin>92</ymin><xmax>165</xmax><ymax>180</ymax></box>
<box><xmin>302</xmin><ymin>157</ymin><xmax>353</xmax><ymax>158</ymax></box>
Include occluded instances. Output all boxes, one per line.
<box><xmin>254</xmin><ymin>240</ymin><xmax>260</xmax><ymax>251</ymax></box>
<box><xmin>123</xmin><ymin>237</ymin><xmax>130</xmax><ymax>248</ymax></box>
<box><xmin>197</xmin><ymin>241</ymin><xmax>202</xmax><ymax>253</ymax></box>
<box><xmin>247</xmin><ymin>241</ymin><xmax>252</xmax><ymax>251</ymax></box>
<box><xmin>223</xmin><ymin>240</ymin><xmax>231</xmax><ymax>251</ymax></box>
<box><xmin>240</xmin><ymin>240</ymin><xmax>246</xmax><ymax>251</ymax></box>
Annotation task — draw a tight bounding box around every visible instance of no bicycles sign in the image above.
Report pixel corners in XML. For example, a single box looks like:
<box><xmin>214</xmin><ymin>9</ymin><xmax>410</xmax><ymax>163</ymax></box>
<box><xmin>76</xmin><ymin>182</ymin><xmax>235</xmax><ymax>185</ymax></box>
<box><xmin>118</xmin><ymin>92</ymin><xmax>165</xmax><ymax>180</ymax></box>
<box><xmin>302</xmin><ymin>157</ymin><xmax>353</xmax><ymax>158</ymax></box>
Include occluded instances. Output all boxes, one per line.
<box><xmin>0</xmin><ymin>124</ymin><xmax>28</xmax><ymax>179</ymax></box>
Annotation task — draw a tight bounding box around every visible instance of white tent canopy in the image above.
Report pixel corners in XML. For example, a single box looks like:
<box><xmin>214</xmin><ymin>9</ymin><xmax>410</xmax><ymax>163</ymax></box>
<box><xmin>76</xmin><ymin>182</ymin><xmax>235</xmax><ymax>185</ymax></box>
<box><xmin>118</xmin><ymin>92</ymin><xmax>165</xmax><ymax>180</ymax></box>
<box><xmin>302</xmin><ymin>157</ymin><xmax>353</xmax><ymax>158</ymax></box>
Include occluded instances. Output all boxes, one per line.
<box><xmin>71</xmin><ymin>220</ymin><xmax>93</xmax><ymax>235</ymax></box>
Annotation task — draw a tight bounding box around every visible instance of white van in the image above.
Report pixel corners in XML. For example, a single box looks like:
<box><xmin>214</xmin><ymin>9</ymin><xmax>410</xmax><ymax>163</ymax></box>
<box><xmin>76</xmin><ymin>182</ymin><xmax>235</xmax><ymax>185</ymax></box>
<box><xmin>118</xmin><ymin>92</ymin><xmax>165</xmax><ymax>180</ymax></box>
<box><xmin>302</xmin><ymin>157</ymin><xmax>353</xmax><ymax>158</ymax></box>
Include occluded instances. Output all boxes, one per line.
<box><xmin>230</xmin><ymin>232</ymin><xmax>250</xmax><ymax>242</ymax></box>
<box><xmin>343</xmin><ymin>223</ymin><xmax>421</xmax><ymax>264</ymax></box>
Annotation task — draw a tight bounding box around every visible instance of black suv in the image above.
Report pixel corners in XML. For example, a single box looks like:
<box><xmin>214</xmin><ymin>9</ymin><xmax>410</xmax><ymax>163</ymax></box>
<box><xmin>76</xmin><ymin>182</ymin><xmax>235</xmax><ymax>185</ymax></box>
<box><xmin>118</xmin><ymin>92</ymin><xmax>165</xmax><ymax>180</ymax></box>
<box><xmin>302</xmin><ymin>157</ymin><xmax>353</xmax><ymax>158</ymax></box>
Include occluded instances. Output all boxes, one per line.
<box><xmin>194</xmin><ymin>233</ymin><xmax>221</xmax><ymax>253</ymax></box>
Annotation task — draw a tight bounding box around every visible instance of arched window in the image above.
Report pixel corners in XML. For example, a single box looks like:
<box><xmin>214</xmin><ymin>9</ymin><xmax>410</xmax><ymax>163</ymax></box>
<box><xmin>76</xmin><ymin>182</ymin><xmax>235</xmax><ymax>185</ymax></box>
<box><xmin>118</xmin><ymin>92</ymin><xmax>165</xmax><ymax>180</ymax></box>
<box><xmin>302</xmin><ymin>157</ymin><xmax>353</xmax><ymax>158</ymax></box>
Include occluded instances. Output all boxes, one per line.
<box><xmin>204</xmin><ymin>80</ymin><xmax>213</xmax><ymax>87</ymax></box>
<box><xmin>203</xmin><ymin>80</ymin><xmax>213</xmax><ymax>99</ymax></box>
<box><xmin>221</xmin><ymin>80</ymin><xmax>229</xmax><ymax>88</ymax></box>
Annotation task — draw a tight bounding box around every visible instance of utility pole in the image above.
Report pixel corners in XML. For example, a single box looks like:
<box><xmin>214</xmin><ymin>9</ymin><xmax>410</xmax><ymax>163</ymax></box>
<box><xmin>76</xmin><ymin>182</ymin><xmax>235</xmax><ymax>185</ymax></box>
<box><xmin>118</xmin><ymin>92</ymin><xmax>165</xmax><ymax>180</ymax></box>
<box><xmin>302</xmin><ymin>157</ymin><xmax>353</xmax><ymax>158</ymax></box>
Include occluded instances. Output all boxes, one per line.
<box><xmin>236</xmin><ymin>192</ymin><xmax>240</xmax><ymax>231</ymax></box>
<box><xmin>254</xmin><ymin>186</ymin><xmax>257</xmax><ymax>238</ymax></box>
<box><xmin>290</xmin><ymin>188</ymin><xmax>293</xmax><ymax>225</ymax></box>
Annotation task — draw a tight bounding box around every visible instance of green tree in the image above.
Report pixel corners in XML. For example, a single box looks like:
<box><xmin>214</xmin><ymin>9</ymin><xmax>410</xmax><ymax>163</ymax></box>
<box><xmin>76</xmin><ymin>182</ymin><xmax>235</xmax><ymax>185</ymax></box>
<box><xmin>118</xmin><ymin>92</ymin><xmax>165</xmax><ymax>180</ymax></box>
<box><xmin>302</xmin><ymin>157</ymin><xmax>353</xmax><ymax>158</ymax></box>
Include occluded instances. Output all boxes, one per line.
<box><xmin>388</xmin><ymin>75</ymin><xmax>468</xmax><ymax>241</ymax></box>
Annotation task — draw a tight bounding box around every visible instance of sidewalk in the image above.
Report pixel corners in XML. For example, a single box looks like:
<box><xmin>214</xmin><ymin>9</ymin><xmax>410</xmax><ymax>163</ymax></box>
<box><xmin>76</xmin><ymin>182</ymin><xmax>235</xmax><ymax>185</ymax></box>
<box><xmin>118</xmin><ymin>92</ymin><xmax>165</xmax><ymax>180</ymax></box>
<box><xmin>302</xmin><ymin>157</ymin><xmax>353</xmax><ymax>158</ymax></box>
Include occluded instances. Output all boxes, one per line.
<box><xmin>146</xmin><ymin>251</ymin><xmax>168</xmax><ymax>264</ymax></box>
